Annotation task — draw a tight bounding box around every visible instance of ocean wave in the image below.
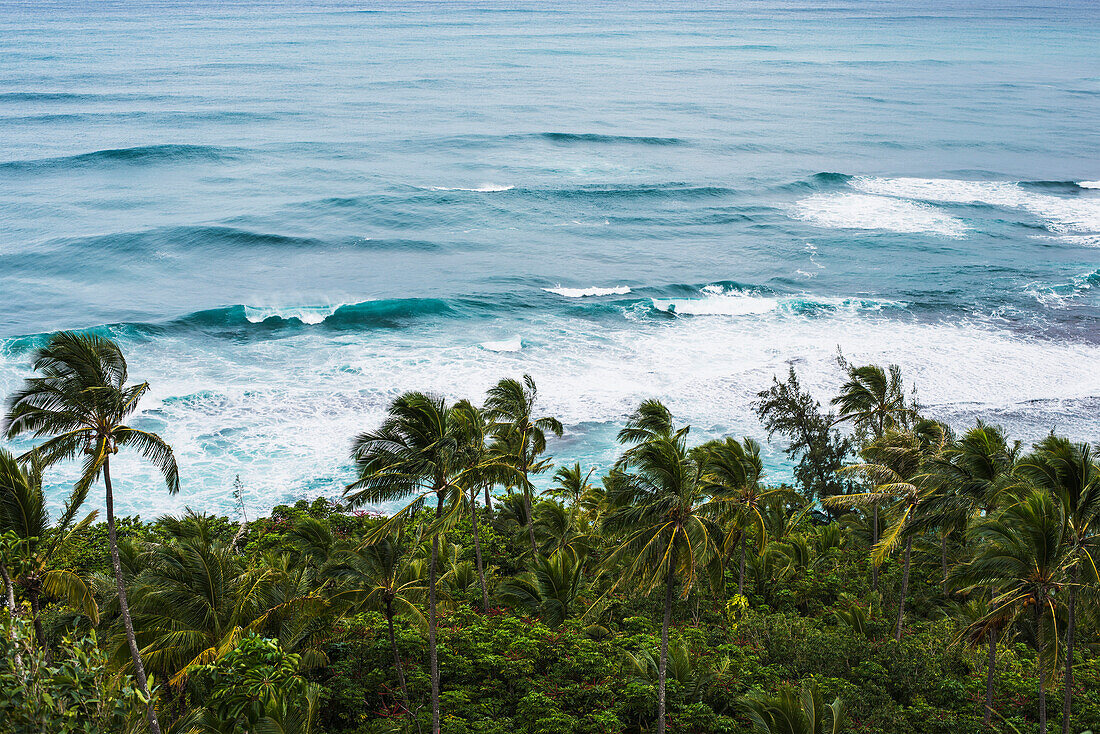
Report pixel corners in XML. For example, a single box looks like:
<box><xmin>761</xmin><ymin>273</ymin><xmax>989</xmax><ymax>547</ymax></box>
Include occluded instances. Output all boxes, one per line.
<box><xmin>169</xmin><ymin>299</ymin><xmax>457</xmax><ymax>333</ymax></box>
<box><xmin>650</xmin><ymin>285</ymin><xmax>905</xmax><ymax>318</ymax></box>
<box><xmin>1025</xmin><ymin>270</ymin><xmax>1100</xmax><ymax>308</ymax></box>
<box><xmin>545</xmin><ymin>285</ymin><xmax>632</xmax><ymax>298</ymax></box>
<box><xmin>849</xmin><ymin>176</ymin><xmax>1100</xmax><ymax>236</ymax></box>
<box><xmin>243</xmin><ymin>305</ymin><xmax>343</xmax><ymax>325</ymax></box>
<box><xmin>0</xmin><ymin>144</ymin><xmax>243</xmax><ymax>172</ymax></box>
<box><xmin>536</xmin><ymin>132</ymin><xmax>685</xmax><ymax>146</ymax></box>
<box><xmin>479</xmin><ymin>336</ymin><xmax>523</xmax><ymax>352</ymax></box>
<box><xmin>426</xmin><ymin>184</ymin><xmax>514</xmax><ymax>192</ymax></box>
<box><xmin>1080</xmin><ymin>181</ymin><xmax>1100</xmax><ymax>190</ymax></box>
<box><xmin>789</xmin><ymin>192</ymin><xmax>969</xmax><ymax>237</ymax></box>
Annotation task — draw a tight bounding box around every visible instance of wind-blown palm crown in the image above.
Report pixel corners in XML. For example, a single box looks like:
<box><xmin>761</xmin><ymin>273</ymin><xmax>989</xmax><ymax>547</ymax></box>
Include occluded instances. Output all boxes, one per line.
<box><xmin>483</xmin><ymin>375</ymin><xmax>563</xmax><ymax>555</ymax></box>
<box><xmin>830</xmin><ymin>361</ymin><xmax>914</xmax><ymax>439</ymax></box>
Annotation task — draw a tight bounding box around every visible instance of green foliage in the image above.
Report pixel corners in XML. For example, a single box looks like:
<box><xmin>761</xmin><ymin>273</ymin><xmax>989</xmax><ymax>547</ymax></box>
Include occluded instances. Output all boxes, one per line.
<box><xmin>0</xmin><ymin>613</ymin><xmax>147</xmax><ymax>733</ymax></box>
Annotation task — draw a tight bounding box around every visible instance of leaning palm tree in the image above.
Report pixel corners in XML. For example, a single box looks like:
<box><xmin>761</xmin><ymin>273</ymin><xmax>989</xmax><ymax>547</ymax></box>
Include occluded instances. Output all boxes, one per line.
<box><xmin>1016</xmin><ymin>436</ymin><xmax>1100</xmax><ymax>734</ymax></box>
<box><xmin>825</xmin><ymin>421</ymin><xmax>948</xmax><ymax>640</ymax></box>
<box><xmin>0</xmin><ymin>449</ymin><xmax>99</xmax><ymax>656</ymax></box>
<box><xmin>601</xmin><ymin>401</ymin><xmax>718</xmax><ymax>734</ymax></box>
<box><xmin>484</xmin><ymin>375</ymin><xmax>563</xmax><ymax>556</ymax></box>
<box><xmin>326</xmin><ymin>531</ymin><xmax>427</xmax><ymax>726</ymax></box>
<box><xmin>344</xmin><ymin>392</ymin><xmax>515</xmax><ymax>734</ymax></box>
<box><xmin>961</xmin><ymin>489</ymin><xmax>1074</xmax><ymax>734</ymax></box>
<box><xmin>4</xmin><ymin>331</ymin><xmax>178</xmax><ymax>734</ymax></box>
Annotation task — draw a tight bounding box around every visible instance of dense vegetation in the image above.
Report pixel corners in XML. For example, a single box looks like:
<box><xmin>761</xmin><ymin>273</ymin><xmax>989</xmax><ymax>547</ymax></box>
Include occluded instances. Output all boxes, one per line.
<box><xmin>1</xmin><ymin>331</ymin><xmax>1098</xmax><ymax>734</ymax></box>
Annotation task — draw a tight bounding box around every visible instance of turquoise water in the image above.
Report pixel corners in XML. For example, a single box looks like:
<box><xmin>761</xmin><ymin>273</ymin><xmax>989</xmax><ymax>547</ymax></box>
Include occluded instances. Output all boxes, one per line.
<box><xmin>1</xmin><ymin>0</ymin><xmax>1099</xmax><ymax>516</ymax></box>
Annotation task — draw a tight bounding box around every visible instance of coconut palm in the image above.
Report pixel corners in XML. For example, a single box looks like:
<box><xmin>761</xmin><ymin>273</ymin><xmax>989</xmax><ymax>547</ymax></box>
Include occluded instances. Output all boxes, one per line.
<box><xmin>699</xmin><ymin>437</ymin><xmax>774</xmax><ymax>597</ymax></box>
<box><xmin>831</xmin><ymin>360</ymin><xmax>915</xmax><ymax>591</ymax></box>
<box><xmin>344</xmin><ymin>391</ymin><xmax>514</xmax><ymax>734</ymax></box>
<box><xmin>484</xmin><ymin>375</ymin><xmax>563</xmax><ymax>556</ymax></box>
<box><xmin>451</xmin><ymin>399</ymin><xmax>496</xmax><ymax>612</ymax></box>
<box><xmin>942</xmin><ymin>596</ymin><xmax>1012</xmax><ymax>727</ymax></box>
<box><xmin>601</xmin><ymin>400</ymin><xmax>718</xmax><ymax>734</ymax></box>
<box><xmin>326</xmin><ymin>531</ymin><xmax>427</xmax><ymax>725</ymax></box>
<box><xmin>741</xmin><ymin>679</ymin><xmax>845</xmax><ymax>734</ymax></box>
<box><xmin>825</xmin><ymin>421</ymin><xmax>948</xmax><ymax>640</ymax></box>
<box><xmin>1015</xmin><ymin>436</ymin><xmax>1100</xmax><ymax>734</ymax></box>
<box><xmin>0</xmin><ymin>449</ymin><xmax>99</xmax><ymax>657</ymax></box>
<box><xmin>962</xmin><ymin>489</ymin><xmax>1075</xmax><ymax>734</ymax></box>
<box><xmin>4</xmin><ymin>331</ymin><xmax>178</xmax><ymax>734</ymax></box>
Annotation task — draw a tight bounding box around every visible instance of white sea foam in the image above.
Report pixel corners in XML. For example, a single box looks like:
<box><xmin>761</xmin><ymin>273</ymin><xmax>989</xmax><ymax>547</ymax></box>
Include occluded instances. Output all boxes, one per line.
<box><xmin>428</xmin><ymin>184</ymin><xmax>514</xmax><ymax>192</ymax></box>
<box><xmin>479</xmin><ymin>336</ymin><xmax>523</xmax><ymax>352</ymax></box>
<box><xmin>1079</xmin><ymin>181</ymin><xmax>1100</xmax><ymax>190</ymax></box>
<box><xmin>850</xmin><ymin>177</ymin><xmax>1100</xmax><ymax>236</ymax></box>
<box><xmin>243</xmin><ymin>304</ymin><xmax>342</xmax><ymax>324</ymax></box>
<box><xmin>790</xmin><ymin>192</ymin><xmax>969</xmax><ymax>237</ymax></box>
<box><xmin>545</xmin><ymin>285</ymin><xmax>632</xmax><ymax>298</ymax></box>
<box><xmin>653</xmin><ymin>290</ymin><xmax>779</xmax><ymax>316</ymax></box>
<box><xmin>6</xmin><ymin>304</ymin><xmax>1100</xmax><ymax>518</ymax></box>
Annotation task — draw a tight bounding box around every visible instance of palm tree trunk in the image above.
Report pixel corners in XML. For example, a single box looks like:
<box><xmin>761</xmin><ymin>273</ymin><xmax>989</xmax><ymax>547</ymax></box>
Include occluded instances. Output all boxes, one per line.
<box><xmin>941</xmin><ymin>531</ymin><xmax>948</xmax><ymax>595</ymax></box>
<box><xmin>984</xmin><ymin>628</ymin><xmax>997</xmax><ymax>727</ymax></box>
<box><xmin>1</xmin><ymin>562</ymin><xmax>22</xmax><ymax>673</ymax></box>
<box><xmin>657</xmin><ymin>545</ymin><xmax>677</xmax><ymax>734</ymax></box>
<box><xmin>483</xmin><ymin>485</ymin><xmax>494</xmax><ymax>517</ymax></box>
<box><xmin>524</xmin><ymin>469</ymin><xmax>537</xmax><ymax>557</ymax></box>
<box><xmin>894</xmin><ymin>534</ymin><xmax>912</xmax><ymax>642</ymax></box>
<box><xmin>738</xmin><ymin>533</ymin><xmax>746</xmax><ymax>597</ymax></box>
<box><xmin>1062</xmin><ymin>566</ymin><xmax>1078</xmax><ymax>734</ymax></box>
<box><xmin>1036</xmin><ymin>599</ymin><xmax>1046</xmax><ymax>734</ymax></box>
<box><xmin>28</xmin><ymin>589</ymin><xmax>50</xmax><ymax>663</ymax></box>
<box><xmin>429</xmin><ymin>495</ymin><xmax>442</xmax><ymax>734</ymax></box>
<box><xmin>385</xmin><ymin>598</ymin><xmax>414</xmax><ymax>721</ymax></box>
<box><xmin>469</xmin><ymin>488</ymin><xmax>490</xmax><ymax>612</ymax></box>
<box><xmin>105</xmin><ymin>456</ymin><xmax>162</xmax><ymax>734</ymax></box>
<box><xmin>871</xmin><ymin>505</ymin><xmax>879</xmax><ymax>592</ymax></box>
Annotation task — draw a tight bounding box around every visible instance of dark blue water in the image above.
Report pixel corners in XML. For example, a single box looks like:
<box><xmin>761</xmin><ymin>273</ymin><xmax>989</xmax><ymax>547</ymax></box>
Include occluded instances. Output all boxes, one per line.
<box><xmin>1</xmin><ymin>0</ymin><xmax>1098</xmax><ymax>516</ymax></box>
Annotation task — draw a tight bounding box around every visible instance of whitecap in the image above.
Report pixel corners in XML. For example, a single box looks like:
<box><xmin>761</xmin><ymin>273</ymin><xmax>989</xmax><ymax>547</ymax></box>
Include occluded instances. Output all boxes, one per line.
<box><xmin>243</xmin><ymin>304</ymin><xmax>342</xmax><ymax>324</ymax></box>
<box><xmin>653</xmin><ymin>291</ymin><xmax>779</xmax><ymax>316</ymax></box>
<box><xmin>428</xmin><ymin>184</ymin><xmax>514</xmax><ymax>192</ymax></box>
<box><xmin>789</xmin><ymin>192</ymin><xmax>969</xmax><ymax>238</ymax></box>
<box><xmin>850</xmin><ymin>176</ymin><xmax>1100</xmax><ymax>236</ymax></box>
<box><xmin>545</xmin><ymin>285</ymin><xmax>632</xmax><ymax>298</ymax></box>
<box><xmin>479</xmin><ymin>336</ymin><xmax>523</xmax><ymax>352</ymax></box>
<box><xmin>1079</xmin><ymin>181</ymin><xmax>1100</xmax><ymax>189</ymax></box>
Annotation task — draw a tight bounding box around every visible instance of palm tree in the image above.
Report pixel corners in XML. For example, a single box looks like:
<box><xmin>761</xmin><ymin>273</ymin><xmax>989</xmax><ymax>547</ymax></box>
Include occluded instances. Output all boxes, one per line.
<box><xmin>943</xmin><ymin>596</ymin><xmax>1011</xmax><ymax>727</ymax></box>
<box><xmin>326</xmin><ymin>531</ymin><xmax>427</xmax><ymax>726</ymax></box>
<box><xmin>546</xmin><ymin>462</ymin><xmax>596</xmax><ymax>525</ymax></box>
<box><xmin>741</xmin><ymin>679</ymin><xmax>845</xmax><ymax>734</ymax></box>
<box><xmin>484</xmin><ymin>375</ymin><xmax>563</xmax><ymax>557</ymax></box>
<box><xmin>699</xmin><ymin>437</ymin><xmax>773</xmax><ymax>597</ymax></box>
<box><xmin>452</xmin><ymin>399</ymin><xmax>496</xmax><ymax>612</ymax></box>
<box><xmin>344</xmin><ymin>392</ymin><xmax>514</xmax><ymax>734</ymax></box>
<box><xmin>4</xmin><ymin>331</ymin><xmax>178</xmax><ymax>734</ymax></box>
<box><xmin>497</xmin><ymin>549</ymin><xmax>583</xmax><ymax>627</ymax></box>
<box><xmin>831</xmin><ymin>360</ymin><xmax>914</xmax><ymax>592</ymax></box>
<box><xmin>1016</xmin><ymin>436</ymin><xmax>1100</xmax><ymax>734</ymax></box>
<box><xmin>962</xmin><ymin>489</ymin><xmax>1074</xmax><ymax>734</ymax></box>
<box><xmin>825</xmin><ymin>421</ymin><xmax>947</xmax><ymax>640</ymax></box>
<box><xmin>0</xmin><ymin>449</ymin><xmax>99</xmax><ymax>657</ymax></box>
<box><xmin>925</xmin><ymin>422</ymin><xmax>1022</xmax><ymax>593</ymax></box>
<box><xmin>601</xmin><ymin>401</ymin><xmax>718</xmax><ymax>734</ymax></box>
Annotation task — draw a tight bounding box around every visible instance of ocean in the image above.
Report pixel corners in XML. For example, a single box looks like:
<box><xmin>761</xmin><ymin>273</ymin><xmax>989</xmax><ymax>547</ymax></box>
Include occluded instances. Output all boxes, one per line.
<box><xmin>1</xmin><ymin>0</ymin><xmax>1098</xmax><ymax>517</ymax></box>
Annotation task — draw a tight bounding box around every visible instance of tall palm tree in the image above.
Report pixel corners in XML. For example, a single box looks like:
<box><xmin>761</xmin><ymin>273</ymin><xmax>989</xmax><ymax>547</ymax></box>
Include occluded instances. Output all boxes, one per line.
<box><xmin>962</xmin><ymin>489</ymin><xmax>1074</xmax><ymax>734</ymax></box>
<box><xmin>826</xmin><ymin>421</ymin><xmax>948</xmax><ymax>640</ymax></box>
<box><xmin>831</xmin><ymin>360</ymin><xmax>914</xmax><ymax>592</ymax></box>
<box><xmin>484</xmin><ymin>375</ymin><xmax>563</xmax><ymax>557</ymax></box>
<box><xmin>4</xmin><ymin>331</ymin><xmax>178</xmax><ymax>734</ymax></box>
<box><xmin>1016</xmin><ymin>436</ymin><xmax>1100</xmax><ymax>734</ymax></box>
<box><xmin>344</xmin><ymin>392</ymin><xmax>514</xmax><ymax>734</ymax></box>
<box><xmin>326</xmin><ymin>531</ymin><xmax>427</xmax><ymax>726</ymax></box>
<box><xmin>924</xmin><ymin>422</ymin><xmax>1022</xmax><ymax>593</ymax></box>
<box><xmin>452</xmin><ymin>399</ymin><xmax>496</xmax><ymax>612</ymax></box>
<box><xmin>699</xmin><ymin>437</ymin><xmax>773</xmax><ymax>597</ymax></box>
<box><xmin>546</xmin><ymin>462</ymin><xmax>596</xmax><ymax>527</ymax></box>
<box><xmin>601</xmin><ymin>401</ymin><xmax>718</xmax><ymax>734</ymax></box>
<box><xmin>943</xmin><ymin>596</ymin><xmax>1011</xmax><ymax>728</ymax></box>
<box><xmin>0</xmin><ymin>449</ymin><xmax>99</xmax><ymax>657</ymax></box>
